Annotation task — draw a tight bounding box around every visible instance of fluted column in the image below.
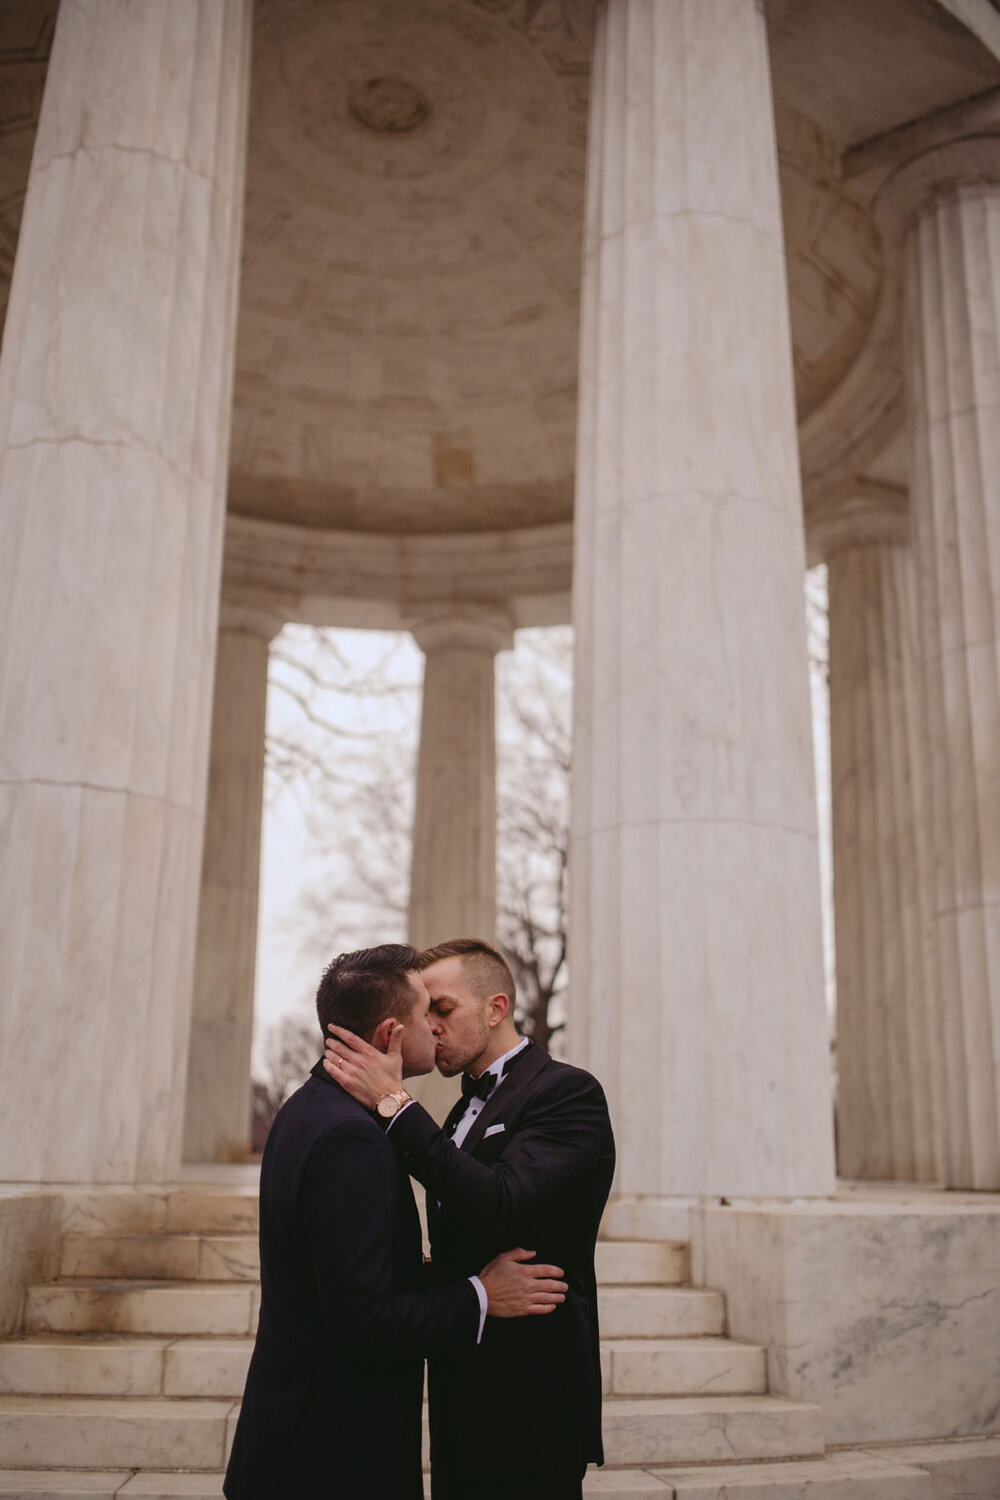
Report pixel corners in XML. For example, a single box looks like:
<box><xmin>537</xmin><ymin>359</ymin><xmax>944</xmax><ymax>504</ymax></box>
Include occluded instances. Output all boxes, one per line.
<box><xmin>570</xmin><ymin>0</ymin><xmax>835</xmax><ymax>1197</ymax></box>
<box><xmin>905</xmin><ymin>180</ymin><xmax>1000</xmax><ymax>1188</ymax></box>
<box><xmin>408</xmin><ymin>609</ymin><xmax>513</xmax><ymax>948</ymax></box>
<box><xmin>0</xmin><ymin>0</ymin><xmax>252</xmax><ymax>1182</ymax></box>
<box><xmin>407</xmin><ymin>608</ymin><xmax>512</xmax><ymax>1118</ymax></box>
<box><xmin>183</xmin><ymin>603</ymin><xmax>283</xmax><ymax>1164</ymax></box>
<box><xmin>822</xmin><ymin>500</ymin><xmax>940</xmax><ymax>1182</ymax></box>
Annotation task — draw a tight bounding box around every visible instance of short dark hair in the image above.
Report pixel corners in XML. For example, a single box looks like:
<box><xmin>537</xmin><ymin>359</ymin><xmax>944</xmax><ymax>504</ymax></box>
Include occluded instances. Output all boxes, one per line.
<box><xmin>417</xmin><ymin>938</ymin><xmax>517</xmax><ymax>1010</ymax></box>
<box><xmin>315</xmin><ymin>944</ymin><xmax>421</xmax><ymax>1043</ymax></box>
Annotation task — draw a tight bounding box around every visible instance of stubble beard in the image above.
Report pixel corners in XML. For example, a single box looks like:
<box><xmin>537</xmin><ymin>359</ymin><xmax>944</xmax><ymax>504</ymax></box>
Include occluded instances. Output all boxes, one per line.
<box><xmin>436</xmin><ymin>1018</ymin><xmax>491</xmax><ymax>1078</ymax></box>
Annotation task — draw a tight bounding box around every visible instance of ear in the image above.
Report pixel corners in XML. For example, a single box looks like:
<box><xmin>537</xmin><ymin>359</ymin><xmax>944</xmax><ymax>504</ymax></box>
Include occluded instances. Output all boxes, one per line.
<box><xmin>372</xmin><ymin>1017</ymin><xmax>395</xmax><ymax>1053</ymax></box>
<box><xmin>488</xmin><ymin>992</ymin><xmax>512</xmax><ymax>1026</ymax></box>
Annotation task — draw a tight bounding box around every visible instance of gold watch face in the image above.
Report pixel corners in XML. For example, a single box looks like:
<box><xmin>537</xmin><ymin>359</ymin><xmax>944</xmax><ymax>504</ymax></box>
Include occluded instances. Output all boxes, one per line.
<box><xmin>377</xmin><ymin>1094</ymin><xmax>400</xmax><ymax>1119</ymax></box>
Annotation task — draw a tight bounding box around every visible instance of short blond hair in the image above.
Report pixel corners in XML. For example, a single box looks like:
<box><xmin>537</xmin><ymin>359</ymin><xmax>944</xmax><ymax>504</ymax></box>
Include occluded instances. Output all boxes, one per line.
<box><xmin>417</xmin><ymin>937</ymin><xmax>516</xmax><ymax>1008</ymax></box>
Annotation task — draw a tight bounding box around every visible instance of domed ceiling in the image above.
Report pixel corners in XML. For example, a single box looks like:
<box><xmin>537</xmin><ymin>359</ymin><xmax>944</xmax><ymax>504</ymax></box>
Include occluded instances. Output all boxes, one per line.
<box><xmin>1</xmin><ymin>0</ymin><xmax>998</xmax><ymax>539</ymax></box>
<box><xmin>228</xmin><ymin>0</ymin><xmax>1000</xmax><ymax>537</ymax></box>
<box><xmin>229</xmin><ymin>0</ymin><xmax>595</xmax><ymax>534</ymax></box>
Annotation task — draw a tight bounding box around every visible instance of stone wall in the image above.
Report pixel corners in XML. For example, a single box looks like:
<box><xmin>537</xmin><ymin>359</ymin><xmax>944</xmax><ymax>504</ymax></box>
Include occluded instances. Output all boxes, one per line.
<box><xmin>692</xmin><ymin>1192</ymin><xmax>1000</xmax><ymax>1445</ymax></box>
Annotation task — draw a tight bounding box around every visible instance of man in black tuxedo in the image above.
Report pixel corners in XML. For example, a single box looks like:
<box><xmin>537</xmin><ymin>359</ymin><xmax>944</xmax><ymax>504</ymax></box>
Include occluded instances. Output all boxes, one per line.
<box><xmin>325</xmin><ymin>938</ymin><xmax>616</xmax><ymax>1500</ymax></box>
<box><xmin>225</xmin><ymin>944</ymin><xmax>568</xmax><ymax>1500</ymax></box>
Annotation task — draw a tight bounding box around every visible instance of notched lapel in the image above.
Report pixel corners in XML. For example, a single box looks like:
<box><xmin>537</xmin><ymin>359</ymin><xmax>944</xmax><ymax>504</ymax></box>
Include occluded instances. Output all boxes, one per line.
<box><xmin>461</xmin><ymin>1041</ymin><xmax>548</xmax><ymax>1155</ymax></box>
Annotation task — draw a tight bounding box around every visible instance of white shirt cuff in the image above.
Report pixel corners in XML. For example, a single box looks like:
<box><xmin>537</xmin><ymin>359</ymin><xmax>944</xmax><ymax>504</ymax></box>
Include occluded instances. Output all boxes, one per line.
<box><xmin>384</xmin><ymin>1099</ymin><xmax>416</xmax><ymax>1130</ymax></box>
<box><xmin>468</xmin><ymin>1275</ymin><xmax>488</xmax><ymax>1343</ymax></box>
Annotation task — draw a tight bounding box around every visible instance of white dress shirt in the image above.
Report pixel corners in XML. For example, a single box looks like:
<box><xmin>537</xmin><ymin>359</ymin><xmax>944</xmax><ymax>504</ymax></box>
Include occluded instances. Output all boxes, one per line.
<box><xmin>450</xmin><ymin>1036</ymin><xmax>530</xmax><ymax>1148</ymax></box>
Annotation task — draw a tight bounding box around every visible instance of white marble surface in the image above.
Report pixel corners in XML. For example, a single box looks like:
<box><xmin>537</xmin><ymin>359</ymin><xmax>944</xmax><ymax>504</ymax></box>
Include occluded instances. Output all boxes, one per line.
<box><xmin>25</xmin><ymin>1283</ymin><xmax>257</xmax><ymax>1340</ymax></box>
<box><xmin>602</xmin><ymin>1337</ymin><xmax>766</xmax><ymax>1398</ymax></box>
<box><xmin>905</xmin><ymin>182</ymin><xmax>1000</xmax><ymax>1190</ymax></box>
<box><xmin>183</xmin><ymin>606</ymin><xmax>281</xmax><ymax>1165</ymax></box>
<box><xmin>654</xmin><ymin>1450</ymin><xmax>933</xmax><ymax>1498</ymax></box>
<box><xmin>569</xmin><ymin>0</ymin><xmax>835</xmax><ymax>1198</ymax></box>
<box><xmin>0</xmin><ymin>1194</ymin><xmax>59</xmax><ymax>1339</ymax></box>
<box><xmin>597</xmin><ymin>1287</ymin><xmax>724</xmax><ymax>1340</ymax></box>
<box><xmin>595</xmin><ymin>1239</ymin><xmax>686</xmax><ymax>1285</ymax></box>
<box><xmin>0</xmin><ymin>0</ymin><xmax>252</xmax><ymax>1185</ymax></box>
<box><xmin>857</xmin><ymin>1437</ymin><xmax>1000</xmax><ymax>1500</ymax></box>
<box><xmin>0</xmin><ymin>1395</ymin><xmax>236</xmax><ymax>1471</ymax></box>
<box><xmin>827</xmin><ymin>536</ymin><xmax>940</xmax><ymax>1181</ymax></box>
<box><xmin>695</xmin><ymin>1193</ymin><xmax>1000</xmax><ymax>1444</ymax></box>
<box><xmin>0</xmin><ymin>1339</ymin><xmax>167</xmax><ymax>1400</ymax></box>
<box><xmin>601</xmin><ymin>1196</ymin><xmax>699</xmax><ymax>1243</ymax></box>
<box><xmin>600</xmin><ymin>1395</ymin><xmax>823</xmax><ymax>1467</ymax></box>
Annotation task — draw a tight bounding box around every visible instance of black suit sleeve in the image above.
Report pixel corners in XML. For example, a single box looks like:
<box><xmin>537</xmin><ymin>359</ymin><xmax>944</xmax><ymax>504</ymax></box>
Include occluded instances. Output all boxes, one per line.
<box><xmin>300</xmin><ymin>1121</ymin><xmax>479</xmax><ymax>1361</ymax></box>
<box><xmin>388</xmin><ymin>1073</ymin><xmax>614</xmax><ymax>1241</ymax></box>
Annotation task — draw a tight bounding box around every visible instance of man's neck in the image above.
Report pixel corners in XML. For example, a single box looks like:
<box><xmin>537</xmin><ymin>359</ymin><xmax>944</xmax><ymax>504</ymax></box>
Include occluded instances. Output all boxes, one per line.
<box><xmin>470</xmin><ymin>1028</ymin><xmax>524</xmax><ymax>1077</ymax></box>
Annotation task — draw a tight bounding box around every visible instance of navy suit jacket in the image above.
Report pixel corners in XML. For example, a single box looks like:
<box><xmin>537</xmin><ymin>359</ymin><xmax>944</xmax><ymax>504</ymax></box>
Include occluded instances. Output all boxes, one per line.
<box><xmin>224</xmin><ymin>1066</ymin><xmax>479</xmax><ymax>1500</ymax></box>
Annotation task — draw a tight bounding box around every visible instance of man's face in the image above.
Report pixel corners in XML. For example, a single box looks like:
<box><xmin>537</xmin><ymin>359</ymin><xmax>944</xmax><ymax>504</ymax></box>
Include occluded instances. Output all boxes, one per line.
<box><xmin>397</xmin><ymin>971</ymin><xmax>439</xmax><ymax>1078</ymax></box>
<box><xmin>421</xmin><ymin>956</ymin><xmax>491</xmax><ymax>1077</ymax></box>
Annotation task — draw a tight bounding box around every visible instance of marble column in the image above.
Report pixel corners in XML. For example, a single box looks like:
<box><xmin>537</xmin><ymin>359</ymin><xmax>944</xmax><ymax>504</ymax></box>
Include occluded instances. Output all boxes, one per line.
<box><xmin>570</xmin><ymin>0</ymin><xmax>836</xmax><ymax>1197</ymax></box>
<box><xmin>905</xmin><ymin>181</ymin><xmax>1000</xmax><ymax>1189</ymax></box>
<box><xmin>408</xmin><ymin>608</ymin><xmax>513</xmax><ymax>1119</ymax></box>
<box><xmin>822</xmin><ymin>500</ymin><xmax>940</xmax><ymax>1182</ymax></box>
<box><xmin>183</xmin><ymin>603</ymin><xmax>282</xmax><ymax>1164</ymax></box>
<box><xmin>0</xmin><ymin>0</ymin><xmax>252</xmax><ymax>1183</ymax></box>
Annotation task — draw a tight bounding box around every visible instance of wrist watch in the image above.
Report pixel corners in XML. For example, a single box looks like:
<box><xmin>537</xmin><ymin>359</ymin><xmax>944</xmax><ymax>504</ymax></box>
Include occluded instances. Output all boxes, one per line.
<box><xmin>375</xmin><ymin>1088</ymin><xmax>412</xmax><ymax>1120</ymax></box>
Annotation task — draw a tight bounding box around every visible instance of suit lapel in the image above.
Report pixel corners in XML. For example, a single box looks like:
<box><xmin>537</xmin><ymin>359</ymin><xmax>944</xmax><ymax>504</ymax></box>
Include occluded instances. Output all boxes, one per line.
<box><xmin>441</xmin><ymin>1093</ymin><xmax>467</xmax><ymax>1140</ymax></box>
<box><xmin>461</xmin><ymin>1040</ymin><xmax>548</xmax><ymax>1155</ymax></box>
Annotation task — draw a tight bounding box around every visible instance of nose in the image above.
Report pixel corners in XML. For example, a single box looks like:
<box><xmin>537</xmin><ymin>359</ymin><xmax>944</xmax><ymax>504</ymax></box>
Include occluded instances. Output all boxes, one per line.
<box><xmin>430</xmin><ymin>1014</ymin><xmax>442</xmax><ymax>1037</ymax></box>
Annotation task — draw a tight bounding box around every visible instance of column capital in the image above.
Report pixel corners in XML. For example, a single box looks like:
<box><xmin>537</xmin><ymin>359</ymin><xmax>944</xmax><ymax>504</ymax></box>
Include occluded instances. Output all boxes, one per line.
<box><xmin>218</xmin><ymin>597</ymin><xmax>287</xmax><ymax>643</ymax></box>
<box><xmin>809</xmin><ymin>481</ymin><xmax>909</xmax><ymax>563</ymax></box>
<box><xmin>842</xmin><ymin>90</ymin><xmax>1000</xmax><ymax>235</ymax></box>
<box><xmin>407</xmin><ymin>605</ymin><xmax>514</xmax><ymax>658</ymax></box>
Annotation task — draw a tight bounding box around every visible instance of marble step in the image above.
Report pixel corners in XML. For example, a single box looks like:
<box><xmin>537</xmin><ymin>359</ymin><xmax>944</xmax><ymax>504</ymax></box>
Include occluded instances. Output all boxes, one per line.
<box><xmin>3</xmin><ymin>1438</ymin><xmax>990</xmax><ymax>1498</ymax></box>
<box><xmin>24</xmin><ymin>1285</ymin><xmax>259</xmax><ymax>1339</ymax></box>
<box><xmin>58</xmin><ymin>1191</ymin><xmax>260</xmax><ymax>1240</ymax></box>
<box><xmin>0</xmin><ymin>1338</ymin><xmax>254</xmax><ymax>1399</ymax></box>
<box><xmin>0</xmin><ymin>1455</ymin><xmax>941</xmax><ymax>1500</ymax></box>
<box><xmin>0</xmin><ymin>1397</ymin><xmax>237</xmax><ymax>1472</ymax></box>
<box><xmin>25</xmin><ymin>1280</ymin><xmax>718</xmax><ymax>1342</ymax></box>
<box><xmin>0</xmin><ymin>1480</ymin><xmax>227</xmax><ymax>1499</ymax></box>
<box><xmin>0</xmin><ymin>1392</ymin><xmax>820</xmax><ymax>1473</ymax></box>
<box><xmin>59</xmin><ymin>1236</ymin><xmax>258</xmax><ymax>1284</ymax></box>
<box><xmin>0</xmin><ymin>1332</ymin><xmax>764</xmax><ymax>1401</ymax></box>
<box><xmin>594</xmin><ymin>1241</ymin><xmax>687</xmax><ymax>1285</ymax></box>
<box><xmin>598</xmin><ymin>1286</ymin><xmax>725</xmax><ymax>1339</ymax></box>
<box><xmin>652</xmin><ymin>1452</ymin><xmax>936</xmax><ymax>1496</ymax></box>
<box><xmin>163</xmin><ymin>1194</ymin><xmax>258</xmax><ymax>1237</ymax></box>
<box><xmin>57</xmin><ymin>1234</ymin><xmax>678</xmax><ymax>1289</ymax></box>
<box><xmin>601</xmin><ymin>1396</ymin><xmax>824</xmax><ymax>1467</ymax></box>
<box><xmin>602</xmin><ymin>1337</ymin><xmax>765</xmax><ymax>1396</ymax></box>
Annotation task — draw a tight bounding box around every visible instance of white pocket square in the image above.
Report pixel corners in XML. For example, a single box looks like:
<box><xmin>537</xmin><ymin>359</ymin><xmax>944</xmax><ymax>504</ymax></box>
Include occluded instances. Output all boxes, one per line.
<box><xmin>484</xmin><ymin>1123</ymin><xmax>506</xmax><ymax>1138</ymax></box>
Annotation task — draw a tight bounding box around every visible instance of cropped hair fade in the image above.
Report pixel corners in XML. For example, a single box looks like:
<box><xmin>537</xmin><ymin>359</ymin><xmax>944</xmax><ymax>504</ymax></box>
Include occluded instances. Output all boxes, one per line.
<box><xmin>417</xmin><ymin>937</ymin><xmax>516</xmax><ymax>1010</ymax></box>
<box><xmin>315</xmin><ymin>943</ymin><xmax>421</xmax><ymax>1044</ymax></box>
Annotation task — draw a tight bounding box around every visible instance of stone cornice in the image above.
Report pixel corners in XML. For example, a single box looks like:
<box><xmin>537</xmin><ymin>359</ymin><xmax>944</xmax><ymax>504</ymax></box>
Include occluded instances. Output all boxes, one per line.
<box><xmin>221</xmin><ymin>512</ymin><xmax>572</xmax><ymax>630</ymax></box>
<box><xmin>807</xmin><ymin>481</ymin><xmax>909</xmax><ymax>566</ymax></box>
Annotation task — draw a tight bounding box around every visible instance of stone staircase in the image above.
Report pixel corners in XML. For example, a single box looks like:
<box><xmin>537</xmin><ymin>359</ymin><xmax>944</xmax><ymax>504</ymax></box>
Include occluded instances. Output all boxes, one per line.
<box><xmin>0</xmin><ymin>1187</ymin><xmax>953</xmax><ymax>1497</ymax></box>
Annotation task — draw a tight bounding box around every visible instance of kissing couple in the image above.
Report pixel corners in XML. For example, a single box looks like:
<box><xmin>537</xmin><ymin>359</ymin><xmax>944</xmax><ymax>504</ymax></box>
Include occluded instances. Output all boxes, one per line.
<box><xmin>225</xmin><ymin>937</ymin><xmax>615</xmax><ymax>1499</ymax></box>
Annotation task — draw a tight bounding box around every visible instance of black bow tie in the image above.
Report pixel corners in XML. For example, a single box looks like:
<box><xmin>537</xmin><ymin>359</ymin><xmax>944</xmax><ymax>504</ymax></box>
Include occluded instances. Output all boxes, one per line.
<box><xmin>461</xmin><ymin>1069</ymin><xmax>497</xmax><ymax>1102</ymax></box>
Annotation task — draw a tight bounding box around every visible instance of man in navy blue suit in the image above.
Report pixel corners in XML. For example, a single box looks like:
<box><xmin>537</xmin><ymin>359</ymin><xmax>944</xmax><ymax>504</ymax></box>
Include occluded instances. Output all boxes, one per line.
<box><xmin>225</xmin><ymin>944</ymin><xmax>567</xmax><ymax>1500</ymax></box>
